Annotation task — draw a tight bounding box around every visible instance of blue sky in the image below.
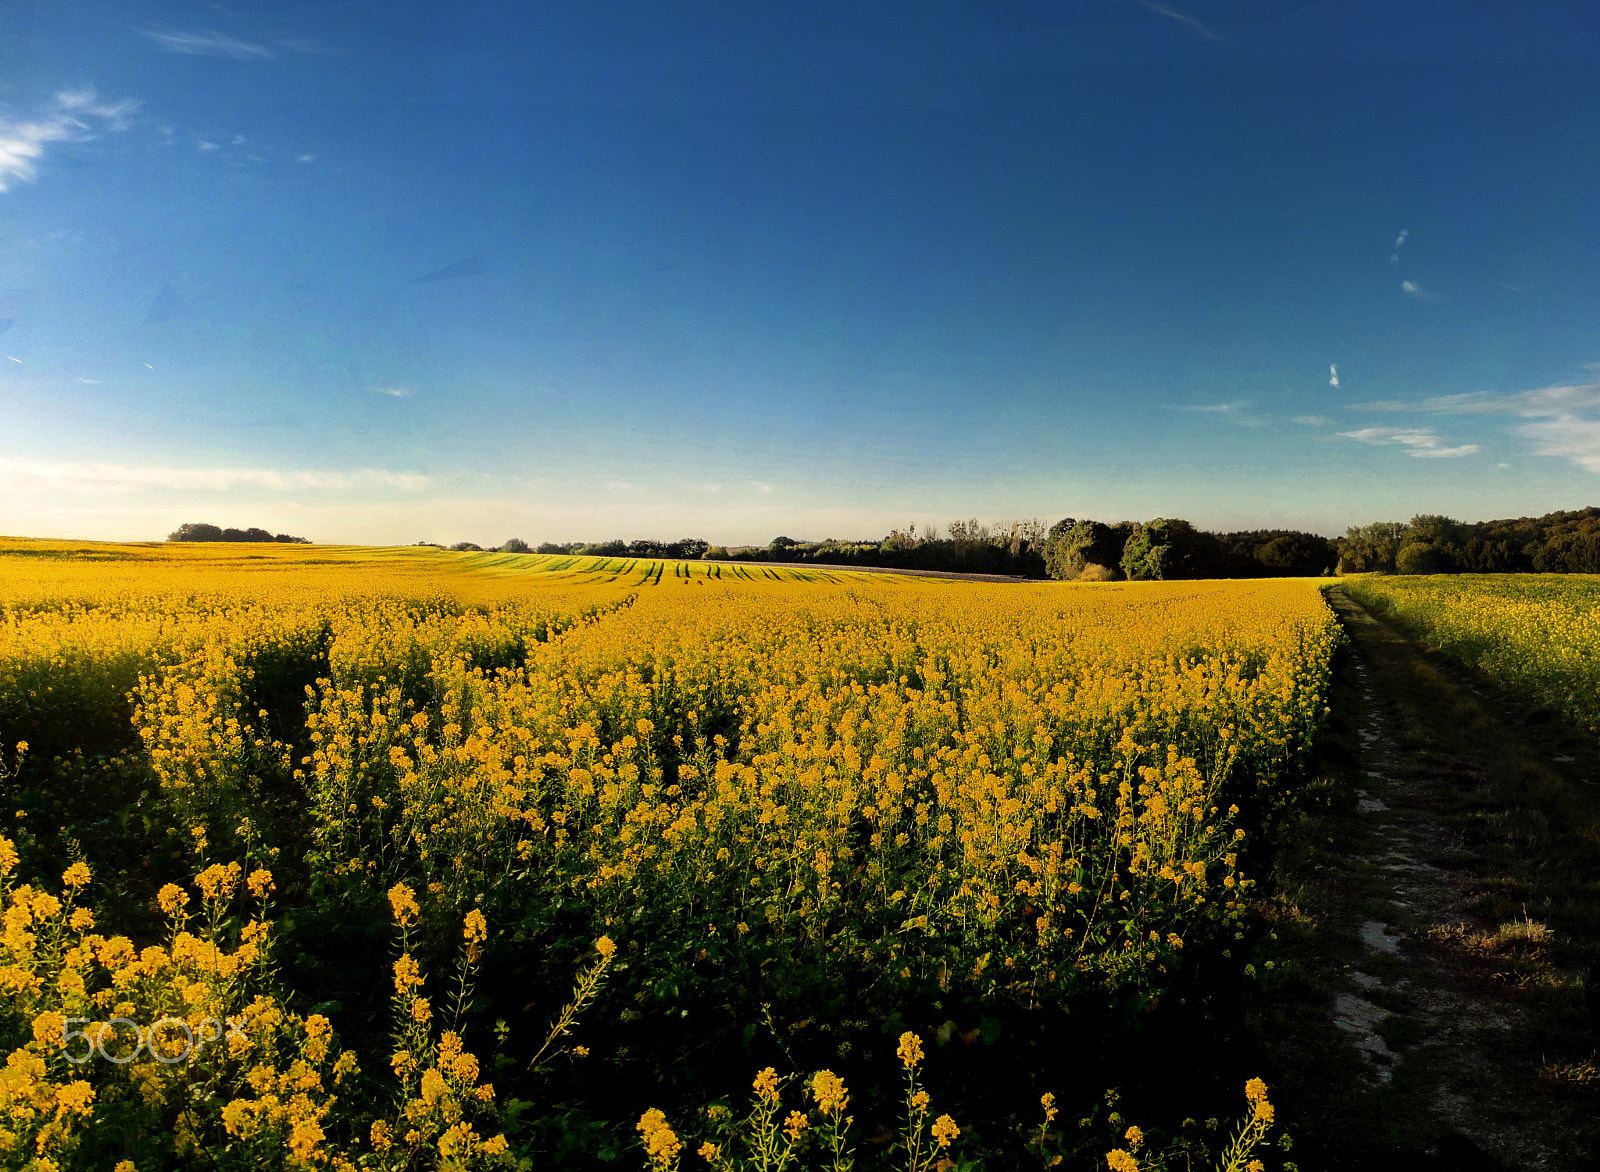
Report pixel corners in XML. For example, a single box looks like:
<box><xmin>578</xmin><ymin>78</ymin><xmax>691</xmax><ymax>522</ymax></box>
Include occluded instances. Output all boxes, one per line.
<box><xmin>2</xmin><ymin>1</ymin><xmax>1599</xmax><ymax>545</ymax></box>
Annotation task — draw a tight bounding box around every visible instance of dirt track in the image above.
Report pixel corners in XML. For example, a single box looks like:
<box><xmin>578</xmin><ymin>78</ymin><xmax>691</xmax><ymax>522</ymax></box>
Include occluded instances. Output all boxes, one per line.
<box><xmin>1269</xmin><ymin>588</ymin><xmax>1600</xmax><ymax>1169</ymax></box>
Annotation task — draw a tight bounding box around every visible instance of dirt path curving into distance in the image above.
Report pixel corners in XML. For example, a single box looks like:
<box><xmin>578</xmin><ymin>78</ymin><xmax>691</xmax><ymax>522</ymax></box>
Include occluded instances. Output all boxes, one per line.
<box><xmin>1258</xmin><ymin>587</ymin><xmax>1600</xmax><ymax>1170</ymax></box>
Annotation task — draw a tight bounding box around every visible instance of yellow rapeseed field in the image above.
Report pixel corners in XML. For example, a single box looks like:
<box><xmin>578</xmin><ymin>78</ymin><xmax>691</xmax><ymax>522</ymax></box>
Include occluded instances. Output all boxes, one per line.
<box><xmin>0</xmin><ymin>540</ymin><xmax>1334</xmax><ymax>1170</ymax></box>
<box><xmin>1344</xmin><ymin>574</ymin><xmax>1600</xmax><ymax>732</ymax></box>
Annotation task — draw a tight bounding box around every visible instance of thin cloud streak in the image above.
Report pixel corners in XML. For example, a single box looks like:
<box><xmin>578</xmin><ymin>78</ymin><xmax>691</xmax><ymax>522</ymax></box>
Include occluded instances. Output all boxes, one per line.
<box><xmin>1339</xmin><ymin>426</ymin><xmax>1479</xmax><ymax>458</ymax></box>
<box><xmin>1177</xmin><ymin>400</ymin><xmax>1264</xmax><ymax>426</ymax></box>
<box><xmin>139</xmin><ymin>28</ymin><xmax>276</xmax><ymax>59</ymax></box>
<box><xmin>0</xmin><ymin>458</ymin><xmax>431</xmax><ymax>495</ymax></box>
<box><xmin>1401</xmin><ymin>279</ymin><xmax>1437</xmax><ymax>300</ymax></box>
<box><xmin>1123</xmin><ymin>0</ymin><xmax>1225</xmax><ymax>42</ymax></box>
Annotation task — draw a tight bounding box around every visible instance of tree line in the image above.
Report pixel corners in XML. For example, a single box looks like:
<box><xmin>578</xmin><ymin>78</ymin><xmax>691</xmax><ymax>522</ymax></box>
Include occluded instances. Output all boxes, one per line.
<box><xmin>179</xmin><ymin>504</ymin><xmax>1599</xmax><ymax>578</ymax></box>
<box><xmin>167</xmin><ymin>523</ymin><xmax>310</xmax><ymax>544</ymax></box>
<box><xmin>485</xmin><ymin>519</ymin><xmax>1338</xmax><ymax>580</ymax></box>
<box><xmin>1337</xmin><ymin>507</ymin><xmax>1600</xmax><ymax>574</ymax></box>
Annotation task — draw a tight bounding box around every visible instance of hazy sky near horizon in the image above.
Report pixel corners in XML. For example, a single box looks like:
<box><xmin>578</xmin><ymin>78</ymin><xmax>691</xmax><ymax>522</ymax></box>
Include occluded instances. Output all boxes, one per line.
<box><xmin>3</xmin><ymin>1</ymin><xmax>1600</xmax><ymax>545</ymax></box>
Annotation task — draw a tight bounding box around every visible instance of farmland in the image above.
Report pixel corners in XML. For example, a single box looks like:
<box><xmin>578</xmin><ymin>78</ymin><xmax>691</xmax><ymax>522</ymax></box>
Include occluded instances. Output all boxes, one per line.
<box><xmin>1342</xmin><ymin>574</ymin><xmax>1600</xmax><ymax>735</ymax></box>
<box><xmin>0</xmin><ymin>540</ymin><xmax>1337</xmax><ymax>1170</ymax></box>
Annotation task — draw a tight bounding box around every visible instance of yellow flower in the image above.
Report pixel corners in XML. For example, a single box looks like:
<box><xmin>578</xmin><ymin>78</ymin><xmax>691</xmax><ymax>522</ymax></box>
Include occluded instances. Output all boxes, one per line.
<box><xmin>62</xmin><ymin>862</ymin><xmax>91</xmax><ymax>888</ymax></box>
<box><xmin>55</xmin><ymin>1080</ymin><xmax>95</xmax><ymax>1114</ymax></box>
<box><xmin>387</xmin><ymin>882</ymin><xmax>420</xmax><ymax>924</ymax></box>
<box><xmin>157</xmin><ymin>884</ymin><xmax>189</xmax><ymax>916</ymax></box>
<box><xmin>637</xmin><ymin>1107</ymin><xmax>682</xmax><ymax>1167</ymax></box>
<box><xmin>32</xmin><ymin>1010</ymin><xmax>66</xmax><ymax>1048</ymax></box>
<box><xmin>1106</xmin><ymin>1151</ymin><xmax>1140</xmax><ymax>1172</ymax></box>
<box><xmin>698</xmin><ymin>1141</ymin><xmax>721</xmax><ymax>1162</ymax></box>
<box><xmin>1244</xmin><ymin>1078</ymin><xmax>1274</xmax><ymax>1122</ymax></box>
<box><xmin>68</xmin><ymin>907</ymin><xmax>94</xmax><ymax>931</ymax></box>
<box><xmin>753</xmin><ymin>1066</ymin><xmax>780</xmax><ymax>1101</ymax></box>
<box><xmin>595</xmin><ymin>935</ymin><xmax>617</xmax><ymax>959</ymax></box>
<box><xmin>931</xmin><ymin>1114</ymin><xmax>960</xmax><ymax>1149</ymax></box>
<box><xmin>1124</xmin><ymin>1125</ymin><xmax>1144</xmax><ymax>1148</ymax></box>
<box><xmin>811</xmin><ymin>1069</ymin><xmax>849</xmax><ymax>1115</ymax></box>
<box><xmin>195</xmin><ymin>861</ymin><xmax>240</xmax><ymax>901</ymax></box>
<box><xmin>0</xmin><ymin>836</ymin><xmax>16</xmax><ymax>876</ymax></box>
<box><xmin>288</xmin><ymin>1118</ymin><xmax>324</xmax><ymax>1162</ymax></box>
<box><xmin>464</xmin><ymin>909</ymin><xmax>488</xmax><ymax>947</ymax></box>
<box><xmin>371</xmin><ymin>1120</ymin><xmax>393</xmax><ymax>1152</ymax></box>
<box><xmin>911</xmin><ymin>1089</ymin><xmax>930</xmax><ymax>1112</ymax></box>
<box><xmin>392</xmin><ymin>953</ymin><xmax>422</xmax><ymax>994</ymax></box>
<box><xmin>896</xmin><ymin>1031</ymin><xmax>924</xmax><ymax>1068</ymax></box>
<box><xmin>246</xmin><ymin>869</ymin><xmax>275</xmax><ymax>899</ymax></box>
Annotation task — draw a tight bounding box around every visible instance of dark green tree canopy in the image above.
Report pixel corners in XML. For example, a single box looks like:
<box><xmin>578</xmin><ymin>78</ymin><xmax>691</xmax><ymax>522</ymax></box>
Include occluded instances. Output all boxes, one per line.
<box><xmin>168</xmin><ymin>522</ymin><xmax>309</xmax><ymax>544</ymax></box>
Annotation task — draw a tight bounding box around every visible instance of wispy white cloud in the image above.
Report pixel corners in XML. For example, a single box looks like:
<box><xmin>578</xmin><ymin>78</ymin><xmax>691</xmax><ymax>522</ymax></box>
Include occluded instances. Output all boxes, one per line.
<box><xmin>71</xmin><ymin>378</ymin><xmax>102</xmax><ymax>385</ymax></box>
<box><xmin>1328</xmin><ymin>364</ymin><xmax>1339</xmax><ymax>388</ymax></box>
<box><xmin>1401</xmin><ymin>279</ymin><xmax>1437</xmax><ymax>300</ymax></box>
<box><xmin>1293</xmin><ymin>415</ymin><xmax>1331</xmax><ymax>426</ymax></box>
<box><xmin>0</xmin><ymin>90</ymin><xmax>139</xmax><ymax>192</ymax></box>
<box><xmin>0</xmin><ymin>459</ymin><xmax>431</xmax><ymax>494</ymax></box>
<box><xmin>1177</xmin><ymin>400</ymin><xmax>1265</xmax><ymax>426</ymax></box>
<box><xmin>1353</xmin><ymin>383</ymin><xmax>1600</xmax><ymax>418</ymax></box>
<box><xmin>1339</xmin><ymin>426</ymin><xmax>1479</xmax><ymax>458</ymax></box>
<box><xmin>1123</xmin><ymin>0</ymin><xmax>1224</xmax><ymax>41</ymax></box>
<box><xmin>196</xmin><ymin>140</ymin><xmax>218</xmax><ymax>151</ymax></box>
<box><xmin>139</xmin><ymin>28</ymin><xmax>275</xmax><ymax>59</ymax></box>
<box><xmin>1351</xmin><ymin>381</ymin><xmax>1600</xmax><ymax>473</ymax></box>
<box><xmin>1390</xmin><ymin>228</ymin><xmax>1408</xmax><ymax>263</ymax></box>
<box><xmin>751</xmin><ymin>482</ymin><xmax>774</xmax><ymax>494</ymax></box>
<box><xmin>371</xmin><ymin>385</ymin><xmax>410</xmax><ymax>398</ymax></box>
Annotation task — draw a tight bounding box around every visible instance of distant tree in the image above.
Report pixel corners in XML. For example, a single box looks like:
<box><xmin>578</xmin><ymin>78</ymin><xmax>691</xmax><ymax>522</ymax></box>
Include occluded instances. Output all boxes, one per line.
<box><xmin>500</xmin><ymin>537</ymin><xmax>531</xmax><ymax>553</ymax></box>
<box><xmin>704</xmin><ymin>545</ymin><xmax>729</xmax><ymax>560</ymax></box>
<box><xmin>1406</xmin><ymin>514</ymin><xmax>1463</xmax><ymax>547</ymax></box>
<box><xmin>1254</xmin><ymin>532</ymin><xmax>1336</xmax><ymax>576</ymax></box>
<box><xmin>168</xmin><ymin>522</ymin><xmax>223</xmax><ymax>542</ymax></box>
<box><xmin>1120</xmin><ymin>518</ymin><xmax>1217</xmax><ymax>581</ymax></box>
<box><xmin>535</xmin><ymin>542</ymin><xmax>567</xmax><ymax>554</ymax></box>
<box><xmin>1337</xmin><ymin>522</ymin><xmax>1407</xmax><ymax>573</ymax></box>
<box><xmin>450</xmin><ymin>542</ymin><xmax>483</xmax><ymax>552</ymax></box>
<box><xmin>1395</xmin><ymin>542</ymin><xmax>1451</xmax><ymax>574</ymax></box>
<box><xmin>274</xmin><ymin>533</ymin><xmax>311</xmax><ymax>545</ymax></box>
<box><xmin>579</xmin><ymin>539</ymin><xmax>628</xmax><ymax>557</ymax></box>
<box><xmin>1045</xmin><ymin>520</ymin><xmax>1130</xmax><ymax>580</ymax></box>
